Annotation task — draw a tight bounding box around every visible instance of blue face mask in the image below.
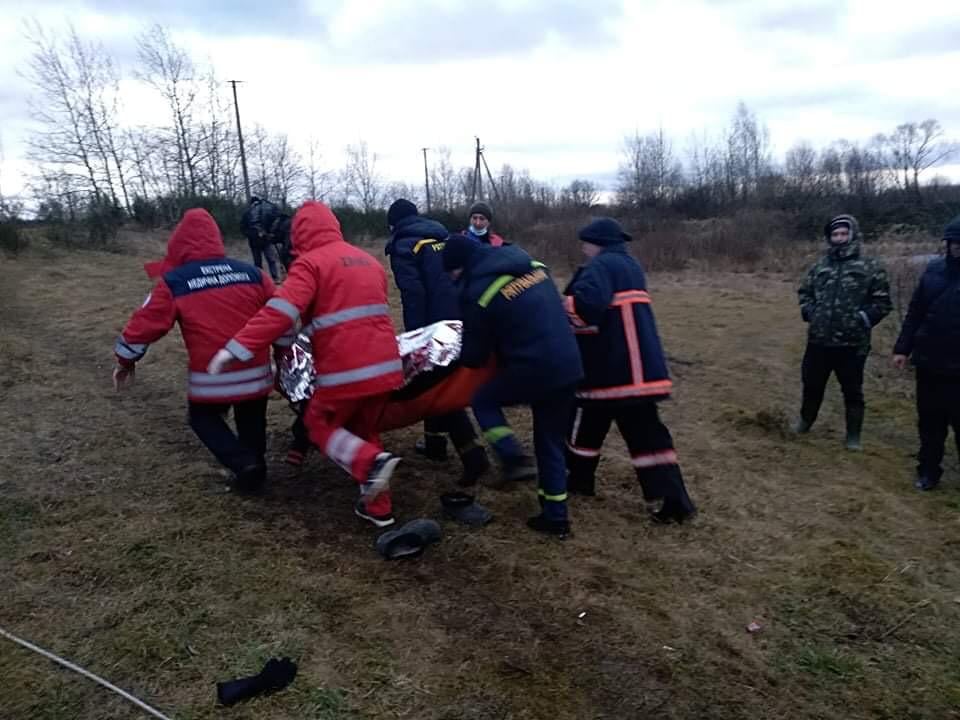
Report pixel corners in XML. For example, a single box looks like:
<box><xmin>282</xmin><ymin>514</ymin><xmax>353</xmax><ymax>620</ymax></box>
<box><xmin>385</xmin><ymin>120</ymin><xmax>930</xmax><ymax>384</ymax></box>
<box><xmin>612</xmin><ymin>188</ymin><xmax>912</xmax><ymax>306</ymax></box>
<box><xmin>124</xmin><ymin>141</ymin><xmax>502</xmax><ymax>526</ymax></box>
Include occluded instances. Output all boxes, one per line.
<box><xmin>470</xmin><ymin>225</ymin><xmax>488</xmax><ymax>237</ymax></box>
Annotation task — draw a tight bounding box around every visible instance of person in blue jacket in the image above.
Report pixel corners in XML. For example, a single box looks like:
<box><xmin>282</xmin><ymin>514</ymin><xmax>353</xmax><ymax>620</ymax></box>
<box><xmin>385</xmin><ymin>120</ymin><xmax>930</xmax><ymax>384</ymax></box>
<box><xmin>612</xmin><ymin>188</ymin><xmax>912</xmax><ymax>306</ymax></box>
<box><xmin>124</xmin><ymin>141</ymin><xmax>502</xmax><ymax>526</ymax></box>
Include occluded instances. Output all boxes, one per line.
<box><xmin>386</xmin><ymin>199</ymin><xmax>489</xmax><ymax>485</ymax></box>
<box><xmin>563</xmin><ymin>217</ymin><xmax>696</xmax><ymax>524</ymax></box>
<box><xmin>893</xmin><ymin>215</ymin><xmax>960</xmax><ymax>491</ymax></box>
<box><xmin>442</xmin><ymin>235</ymin><xmax>584</xmax><ymax>537</ymax></box>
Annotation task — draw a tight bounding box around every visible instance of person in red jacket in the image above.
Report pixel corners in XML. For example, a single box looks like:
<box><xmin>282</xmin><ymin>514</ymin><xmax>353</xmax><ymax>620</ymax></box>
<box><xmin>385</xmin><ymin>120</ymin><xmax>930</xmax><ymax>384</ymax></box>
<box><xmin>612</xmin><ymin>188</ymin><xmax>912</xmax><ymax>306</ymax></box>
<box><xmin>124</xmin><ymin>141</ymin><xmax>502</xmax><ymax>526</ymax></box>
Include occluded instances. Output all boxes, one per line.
<box><xmin>112</xmin><ymin>209</ymin><xmax>276</xmax><ymax>492</ymax></box>
<box><xmin>208</xmin><ymin>201</ymin><xmax>405</xmax><ymax>528</ymax></box>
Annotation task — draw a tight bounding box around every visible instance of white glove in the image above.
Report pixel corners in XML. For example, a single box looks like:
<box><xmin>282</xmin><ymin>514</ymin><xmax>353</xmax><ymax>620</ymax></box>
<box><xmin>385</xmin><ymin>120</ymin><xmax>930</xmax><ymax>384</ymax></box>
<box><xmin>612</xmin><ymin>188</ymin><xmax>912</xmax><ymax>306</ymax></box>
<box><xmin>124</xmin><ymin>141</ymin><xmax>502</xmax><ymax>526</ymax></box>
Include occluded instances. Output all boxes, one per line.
<box><xmin>207</xmin><ymin>348</ymin><xmax>237</xmax><ymax>375</ymax></box>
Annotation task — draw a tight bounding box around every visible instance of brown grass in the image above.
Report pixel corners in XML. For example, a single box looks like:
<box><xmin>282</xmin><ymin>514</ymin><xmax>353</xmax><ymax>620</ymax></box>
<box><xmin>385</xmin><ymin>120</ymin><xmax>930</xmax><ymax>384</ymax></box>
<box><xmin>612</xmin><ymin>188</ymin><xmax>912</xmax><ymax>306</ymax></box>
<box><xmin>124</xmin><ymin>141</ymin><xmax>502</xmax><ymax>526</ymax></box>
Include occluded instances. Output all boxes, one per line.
<box><xmin>2</xmin><ymin>231</ymin><xmax>960</xmax><ymax>719</ymax></box>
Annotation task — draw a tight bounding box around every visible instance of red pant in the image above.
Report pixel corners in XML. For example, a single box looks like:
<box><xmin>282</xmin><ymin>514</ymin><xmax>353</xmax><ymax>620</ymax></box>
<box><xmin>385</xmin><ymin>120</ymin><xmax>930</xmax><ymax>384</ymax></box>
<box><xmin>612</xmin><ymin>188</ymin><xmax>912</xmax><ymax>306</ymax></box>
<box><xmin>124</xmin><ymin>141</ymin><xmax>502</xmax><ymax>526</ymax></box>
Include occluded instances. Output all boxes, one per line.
<box><xmin>306</xmin><ymin>397</ymin><xmax>392</xmax><ymax>516</ymax></box>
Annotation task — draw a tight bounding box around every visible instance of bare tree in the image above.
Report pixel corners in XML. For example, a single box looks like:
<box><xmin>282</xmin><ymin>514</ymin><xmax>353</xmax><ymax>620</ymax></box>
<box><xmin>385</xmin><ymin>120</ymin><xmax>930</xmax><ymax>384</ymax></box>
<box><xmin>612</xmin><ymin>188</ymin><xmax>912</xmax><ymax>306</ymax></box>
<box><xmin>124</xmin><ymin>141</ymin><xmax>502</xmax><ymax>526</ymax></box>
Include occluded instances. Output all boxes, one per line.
<box><xmin>136</xmin><ymin>24</ymin><xmax>201</xmax><ymax>196</ymax></box>
<box><xmin>428</xmin><ymin>146</ymin><xmax>460</xmax><ymax>211</ymax></box>
<box><xmin>724</xmin><ymin>102</ymin><xmax>771</xmax><ymax>204</ymax></box>
<box><xmin>618</xmin><ymin>127</ymin><xmax>683</xmax><ymax>207</ymax></box>
<box><xmin>266</xmin><ymin>132</ymin><xmax>303</xmax><ymax>206</ymax></box>
<box><xmin>879</xmin><ymin>119</ymin><xmax>957</xmax><ymax>198</ymax></box>
<box><xmin>304</xmin><ymin>137</ymin><xmax>334</xmax><ymax>201</ymax></box>
<box><xmin>561</xmin><ymin>179</ymin><xmax>600</xmax><ymax>208</ymax></box>
<box><xmin>22</xmin><ymin>21</ymin><xmax>107</xmax><ymax>205</ymax></box>
<box><xmin>342</xmin><ymin>141</ymin><xmax>384</xmax><ymax>212</ymax></box>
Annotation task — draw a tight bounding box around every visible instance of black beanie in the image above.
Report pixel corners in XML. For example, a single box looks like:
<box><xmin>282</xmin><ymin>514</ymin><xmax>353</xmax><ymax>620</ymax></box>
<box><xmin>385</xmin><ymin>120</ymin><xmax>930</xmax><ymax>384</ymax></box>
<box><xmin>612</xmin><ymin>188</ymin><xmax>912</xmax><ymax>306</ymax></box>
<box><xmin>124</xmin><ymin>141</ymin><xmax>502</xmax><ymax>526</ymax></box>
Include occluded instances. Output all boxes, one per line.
<box><xmin>824</xmin><ymin>215</ymin><xmax>854</xmax><ymax>238</ymax></box>
<box><xmin>469</xmin><ymin>202</ymin><xmax>493</xmax><ymax>222</ymax></box>
<box><xmin>387</xmin><ymin>199</ymin><xmax>418</xmax><ymax>228</ymax></box>
<box><xmin>943</xmin><ymin>215</ymin><xmax>960</xmax><ymax>245</ymax></box>
<box><xmin>442</xmin><ymin>234</ymin><xmax>480</xmax><ymax>272</ymax></box>
<box><xmin>578</xmin><ymin>217</ymin><xmax>632</xmax><ymax>246</ymax></box>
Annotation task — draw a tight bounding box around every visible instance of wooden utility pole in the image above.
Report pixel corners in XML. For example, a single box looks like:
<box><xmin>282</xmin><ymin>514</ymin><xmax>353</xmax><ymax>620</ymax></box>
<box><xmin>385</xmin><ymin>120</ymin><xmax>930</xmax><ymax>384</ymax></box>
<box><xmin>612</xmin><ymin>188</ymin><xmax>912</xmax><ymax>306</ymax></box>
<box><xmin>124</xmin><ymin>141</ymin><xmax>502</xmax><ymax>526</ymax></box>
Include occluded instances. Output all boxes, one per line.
<box><xmin>422</xmin><ymin>147</ymin><xmax>431</xmax><ymax>213</ymax></box>
<box><xmin>229</xmin><ymin>80</ymin><xmax>252</xmax><ymax>202</ymax></box>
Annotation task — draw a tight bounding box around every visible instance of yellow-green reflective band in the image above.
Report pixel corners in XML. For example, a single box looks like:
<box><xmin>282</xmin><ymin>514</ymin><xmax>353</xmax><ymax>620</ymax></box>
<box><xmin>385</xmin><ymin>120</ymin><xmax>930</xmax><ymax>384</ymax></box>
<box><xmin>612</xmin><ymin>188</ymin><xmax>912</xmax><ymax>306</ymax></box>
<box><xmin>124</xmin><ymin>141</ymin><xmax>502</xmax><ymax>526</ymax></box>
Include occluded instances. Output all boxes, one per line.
<box><xmin>531</xmin><ymin>260</ymin><xmax>547</xmax><ymax>269</ymax></box>
<box><xmin>538</xmin><ymin>489</ymin><xmax>568</xmax><ymax>502</ymax></box>
<box><xmin>483</xmin><ymin>426</ymin><xmax>513</xmax><ymax>443</ymax></box>
<box><xmin>413</xmin><ymin>238</ymin><xmax>435</xmax><ymax>254</ymax></box>
<box><xmin>478</xmin><ymin>275</ymin><xmax>515</xmax><ymax>307</ymax></box>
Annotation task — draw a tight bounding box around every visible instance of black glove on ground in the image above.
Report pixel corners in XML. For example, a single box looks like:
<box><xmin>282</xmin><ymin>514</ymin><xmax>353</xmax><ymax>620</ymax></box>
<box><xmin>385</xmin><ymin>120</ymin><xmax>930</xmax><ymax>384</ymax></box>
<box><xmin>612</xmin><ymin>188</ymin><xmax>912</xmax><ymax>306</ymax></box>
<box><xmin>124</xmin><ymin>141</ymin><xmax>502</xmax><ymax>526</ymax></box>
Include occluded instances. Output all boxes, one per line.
<box><xmin>217</xmin><ymin>657</ymin><xmax>298</xmax><ymax>706</ymax></box>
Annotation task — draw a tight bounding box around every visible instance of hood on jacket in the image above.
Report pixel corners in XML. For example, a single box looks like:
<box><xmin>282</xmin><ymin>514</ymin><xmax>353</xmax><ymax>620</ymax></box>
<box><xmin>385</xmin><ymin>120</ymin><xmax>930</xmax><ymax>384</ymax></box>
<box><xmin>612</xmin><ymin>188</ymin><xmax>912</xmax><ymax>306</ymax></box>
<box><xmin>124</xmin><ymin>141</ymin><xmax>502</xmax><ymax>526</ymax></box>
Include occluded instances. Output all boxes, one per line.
<box><xmin>292</xmin><ymin>201</ymin><xmax>344</xmax><ymax>255</ymax></box>
<box><xmin>465</xmin><ymin>244</ymin><xmax>538</xmax><ymax>280</ymax></box>
<box><xmin>144</xmin><ymin>208</ymin><xmax>225</xmax><ymax>278</ymax></box>
<box><xmin>824</xmin><ymin>213</ymin><xmax>861</xmax><ymax>260</ymax></box>
<box><xmin>386</xmin><ymin>214</ymin><xmax>449</xmax><ymax>254</ymax></box>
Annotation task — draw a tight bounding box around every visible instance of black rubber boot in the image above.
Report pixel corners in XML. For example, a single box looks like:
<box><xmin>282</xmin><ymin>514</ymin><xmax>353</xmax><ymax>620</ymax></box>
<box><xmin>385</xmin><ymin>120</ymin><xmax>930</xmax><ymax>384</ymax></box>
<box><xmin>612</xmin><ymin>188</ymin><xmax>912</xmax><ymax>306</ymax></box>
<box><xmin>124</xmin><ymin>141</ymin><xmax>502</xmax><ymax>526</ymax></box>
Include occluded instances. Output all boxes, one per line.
<box><xmin>526</xmin><ymin>514</ymin><xmax>571</xmax><ymax>538</ymax></box>
<box><xmin>457</xmin><ymin>446</ymin><xmax>491</xmax><ymax>487</ymax></box>
<box><xmin>415</xmin><ymin>434</ymin><xmax>448</xmax><ymax>462</ymax></box>
<box><xmin>502</xmin><ymin>456</ymin><xmax>538</xmax><ymax>483</ymax></box>
<box><xmin>566</xmin><ymin>474</ymin><xmax>596</xmax><ymax>497</ymax></box>
<box><xmin>234</xmin><ymin>463</ymin><xmax>266</xmax><ymax>494</ymax></box>
<box><xmin>845</xmin><ymin>404</ymin><xmax>864</xmax><ymax>451</ymax></box>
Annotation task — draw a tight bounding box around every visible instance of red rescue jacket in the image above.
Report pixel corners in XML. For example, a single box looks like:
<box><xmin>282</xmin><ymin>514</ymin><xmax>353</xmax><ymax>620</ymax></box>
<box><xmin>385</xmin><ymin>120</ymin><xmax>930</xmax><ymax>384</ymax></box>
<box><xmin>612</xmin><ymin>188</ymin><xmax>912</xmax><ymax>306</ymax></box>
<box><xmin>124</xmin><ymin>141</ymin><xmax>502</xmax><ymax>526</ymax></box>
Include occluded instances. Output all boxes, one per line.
<box><xmin>114</xmin><ymin>209</ymin><xmax>276</xmax><ymax>403</ymax></box>
<box><xmin>227</xmin><ymin>202</ymin><xmax>403</xmax><ymax>402</ymax></box>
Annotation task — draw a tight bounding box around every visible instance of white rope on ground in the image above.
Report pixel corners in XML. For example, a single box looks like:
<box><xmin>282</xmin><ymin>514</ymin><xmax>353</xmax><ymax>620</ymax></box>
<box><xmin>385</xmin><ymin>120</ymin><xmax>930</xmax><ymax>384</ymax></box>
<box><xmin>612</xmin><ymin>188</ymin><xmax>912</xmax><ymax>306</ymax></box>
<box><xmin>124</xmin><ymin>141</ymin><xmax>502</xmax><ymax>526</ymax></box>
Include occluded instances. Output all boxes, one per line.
<box><xmin>0</xmin><ymin>625</ymin><xmax>175</xmax><ymax>720</ymax></box>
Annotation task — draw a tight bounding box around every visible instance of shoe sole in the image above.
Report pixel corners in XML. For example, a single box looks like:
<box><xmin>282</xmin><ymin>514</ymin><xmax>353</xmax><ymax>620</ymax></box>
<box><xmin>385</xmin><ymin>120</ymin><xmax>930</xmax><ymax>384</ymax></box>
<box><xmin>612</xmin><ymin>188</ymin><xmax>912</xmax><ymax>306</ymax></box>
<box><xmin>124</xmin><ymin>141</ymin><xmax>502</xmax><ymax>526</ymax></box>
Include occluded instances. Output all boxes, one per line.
<box><xmin>354</xmin><ymin>506</ymin><xmax>396</xmax><ymax>528</ymax></box>
<box><xmin>365</xmin><ymin>456</ymin><xmax>402</xmax><ymax>502</ymax></box>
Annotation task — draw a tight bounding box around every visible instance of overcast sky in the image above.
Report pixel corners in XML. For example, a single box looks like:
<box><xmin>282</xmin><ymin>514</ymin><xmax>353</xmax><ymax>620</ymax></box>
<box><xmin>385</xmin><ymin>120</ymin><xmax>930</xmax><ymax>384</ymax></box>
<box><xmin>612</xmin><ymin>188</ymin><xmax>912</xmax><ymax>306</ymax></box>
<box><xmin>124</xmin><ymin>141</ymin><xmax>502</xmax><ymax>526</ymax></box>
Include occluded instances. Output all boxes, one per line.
<box><xmin>1</xmin><ymin>0</ymin><xmax>959</xmax><ymax>199</ymax></box>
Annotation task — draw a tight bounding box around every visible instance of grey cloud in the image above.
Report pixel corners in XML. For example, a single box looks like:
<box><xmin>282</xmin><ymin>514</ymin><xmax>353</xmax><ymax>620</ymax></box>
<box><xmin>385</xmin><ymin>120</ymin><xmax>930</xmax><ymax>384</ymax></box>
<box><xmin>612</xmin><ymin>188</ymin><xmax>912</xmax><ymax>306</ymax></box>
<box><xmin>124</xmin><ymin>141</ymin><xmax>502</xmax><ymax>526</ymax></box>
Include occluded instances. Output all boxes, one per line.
<box><xmin>326</xmin><ymin>0</ymin><xmax>623</xmax><ymax>64</ymax></box>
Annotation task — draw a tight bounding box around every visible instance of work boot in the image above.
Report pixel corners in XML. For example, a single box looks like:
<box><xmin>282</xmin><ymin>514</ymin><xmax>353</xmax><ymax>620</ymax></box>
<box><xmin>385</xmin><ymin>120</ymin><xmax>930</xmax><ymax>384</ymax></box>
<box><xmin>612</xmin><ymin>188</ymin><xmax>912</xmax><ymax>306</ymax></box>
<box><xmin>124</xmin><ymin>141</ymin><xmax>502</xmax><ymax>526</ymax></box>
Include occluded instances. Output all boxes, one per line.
<box><xmin>502</xmin><ymin>455</ymin><xmax>538</xmax><ymax>483</ymax></box>
<box><xmin>457</xmin><ymin>447</ymin><xmax>491</xmax><ymax>487</ymax></box>
<box><xmin>526</xmin><ymin>514</ymin><xmax>571</xmax><ymax>538</ymax></box>
<box><xmin>650</xmin><ymin>497</ymin><xmax>697</xmax><ymax>525</ymax></box>
<box><xmin>914</xmin><ymin>475</ymin><xmax>940</xmax><ymax>492</ymax></box>
<box><xmin>845</xmin><ymin>405</ymin><xmax>864</xmax><ymax>452</ymax></box>
<box><xmin>566</xmin><ymin>475</ymin><xmax>596</xmax><ymax>497</ymax></box>
<box><xmin>791</xmin><ymin>417</ymin><xmax>812</xmax><ymax>434</ymax></box>
<box><xmin>415</xmin><ymin>435</ymin><xmax>448</xmax><ymax>462</ymax></box>
<box><xmin>234</xmin><ymin>463</ymin><xmax>266</xmax><ymax>494</ymax></box>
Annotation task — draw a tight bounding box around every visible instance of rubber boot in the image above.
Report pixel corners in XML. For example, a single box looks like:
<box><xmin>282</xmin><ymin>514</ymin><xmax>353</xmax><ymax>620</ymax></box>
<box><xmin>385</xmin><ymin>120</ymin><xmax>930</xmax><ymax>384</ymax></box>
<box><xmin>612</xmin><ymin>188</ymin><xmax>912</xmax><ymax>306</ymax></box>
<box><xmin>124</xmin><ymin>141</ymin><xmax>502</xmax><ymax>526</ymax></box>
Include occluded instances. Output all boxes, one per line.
<box><xmin>415</xmin><ymin>434</ymin><xmax>448</xmax><ymax>462</ymax></box>
<box><xmin>844</xmin><ymin>404</ymin><xmax>864</xmax><ymax>451</ymax></box>
<box><xmin>457</xmin><ymin>446</ymin><xmax>491</xmax><ymax>487</ymax></box>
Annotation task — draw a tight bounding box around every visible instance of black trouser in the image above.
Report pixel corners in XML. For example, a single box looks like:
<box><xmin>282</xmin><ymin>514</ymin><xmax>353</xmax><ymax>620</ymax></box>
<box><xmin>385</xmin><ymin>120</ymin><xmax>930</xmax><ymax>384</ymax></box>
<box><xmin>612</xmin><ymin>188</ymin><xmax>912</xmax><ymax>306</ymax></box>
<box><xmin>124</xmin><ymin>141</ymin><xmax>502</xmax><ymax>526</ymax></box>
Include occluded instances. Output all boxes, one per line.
<box><xmin>248</xmin><ymin>238</ymin><xmax>280</xmax><ymax>280</ymax></box>
<box><xmin>424</xmin><ymin>411</ymin><xmax>482</xmax><ymax>456</ymax></box>
<box><xmin>291</xmin><ymin>404</ymin><xmax>311</xmax><ymax>453</ymax></box>
<box><xmin>916</xmin><ymin>370</ymin><xmax>960</xmax><ymax>482</ymax></box>
<box><xmin>566</xmin><ymin>400</ymin><xmax>695</xmax><ymax>514</ymax></box>
<box><xmin>800</xmin><ymin>343</ymin><xmax>867</xmax><ymax>427</ymax></box>
<box><xmin>188</xmin><ymin>397</ymin><xmax>268</xmax><ymax>474</ymax></box>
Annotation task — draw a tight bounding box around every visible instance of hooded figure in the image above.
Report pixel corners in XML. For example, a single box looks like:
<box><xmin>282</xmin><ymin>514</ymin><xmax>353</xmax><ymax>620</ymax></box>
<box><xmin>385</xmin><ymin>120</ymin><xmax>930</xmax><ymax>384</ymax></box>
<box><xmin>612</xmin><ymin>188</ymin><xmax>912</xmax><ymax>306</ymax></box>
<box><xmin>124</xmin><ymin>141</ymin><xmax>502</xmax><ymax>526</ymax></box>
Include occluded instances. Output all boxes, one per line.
<box><xmin>893</xmin><ymin>215</ymin><xmax>960</xmax><ymax>490</ymax></box>
<box><xmin>794</xmin><ymin>214</ymin><xmax>892</xmax><ymax>449</ymax></box>
<box><xmin>113</xmin><ymin>208</ymin><xmax>276</xmax><ymax>491</ymax></box>
<box><xmin>209</xmin><ymin>202</ymin><xmax>405</xmax><ymax>528</ymax></box>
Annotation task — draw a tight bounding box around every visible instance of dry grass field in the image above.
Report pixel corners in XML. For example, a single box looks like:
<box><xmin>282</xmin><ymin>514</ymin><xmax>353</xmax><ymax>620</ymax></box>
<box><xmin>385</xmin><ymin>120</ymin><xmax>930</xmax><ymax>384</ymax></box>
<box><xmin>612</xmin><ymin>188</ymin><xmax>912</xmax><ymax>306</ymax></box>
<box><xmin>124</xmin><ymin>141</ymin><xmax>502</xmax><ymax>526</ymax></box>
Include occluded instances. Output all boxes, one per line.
<box><xmin>2</xmin><ymin>230</ymin><xmax>959</xmax><ymax>719</ymax></box>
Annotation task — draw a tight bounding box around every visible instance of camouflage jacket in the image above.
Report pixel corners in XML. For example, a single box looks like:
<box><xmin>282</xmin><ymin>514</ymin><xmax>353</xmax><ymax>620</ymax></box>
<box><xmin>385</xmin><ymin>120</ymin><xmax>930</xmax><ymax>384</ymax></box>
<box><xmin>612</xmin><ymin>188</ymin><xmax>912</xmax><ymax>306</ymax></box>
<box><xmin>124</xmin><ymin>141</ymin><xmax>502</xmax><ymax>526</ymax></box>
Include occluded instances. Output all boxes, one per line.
<box><xmin>798</xmin><ymin>217</ymin><xmax>892</xmax><ymax>352</ymax></box>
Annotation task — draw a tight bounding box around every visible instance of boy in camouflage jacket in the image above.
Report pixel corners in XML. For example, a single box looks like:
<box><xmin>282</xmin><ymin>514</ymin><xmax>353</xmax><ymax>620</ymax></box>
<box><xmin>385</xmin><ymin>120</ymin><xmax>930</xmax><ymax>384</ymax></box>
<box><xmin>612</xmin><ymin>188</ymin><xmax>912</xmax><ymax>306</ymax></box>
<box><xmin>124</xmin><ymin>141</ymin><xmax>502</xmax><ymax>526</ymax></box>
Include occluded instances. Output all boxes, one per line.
<box><xmin>794</xmin><ymin>214</ymin><xmax>892</xmax><ymax>449</ymax></box>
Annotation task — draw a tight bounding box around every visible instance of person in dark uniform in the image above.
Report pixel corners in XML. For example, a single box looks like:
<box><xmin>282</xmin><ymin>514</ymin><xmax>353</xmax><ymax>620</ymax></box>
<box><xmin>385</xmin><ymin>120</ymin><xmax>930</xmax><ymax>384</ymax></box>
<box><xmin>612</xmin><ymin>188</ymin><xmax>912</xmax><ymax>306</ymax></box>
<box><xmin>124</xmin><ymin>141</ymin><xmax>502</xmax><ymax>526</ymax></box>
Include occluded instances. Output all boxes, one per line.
<box><xmin>893</xmin><ymin>215</ymin><xmax>960</xmax><ymax>491</ymax></box>
<box><xmin>442</xmin><ymin>235</ymin><xmax>583</xmax><ymax>537</ymax></box>
<box><xmin>562</xmin><ymin>217</ymin><xmax>696</xmax><ymax>523</ymax></box>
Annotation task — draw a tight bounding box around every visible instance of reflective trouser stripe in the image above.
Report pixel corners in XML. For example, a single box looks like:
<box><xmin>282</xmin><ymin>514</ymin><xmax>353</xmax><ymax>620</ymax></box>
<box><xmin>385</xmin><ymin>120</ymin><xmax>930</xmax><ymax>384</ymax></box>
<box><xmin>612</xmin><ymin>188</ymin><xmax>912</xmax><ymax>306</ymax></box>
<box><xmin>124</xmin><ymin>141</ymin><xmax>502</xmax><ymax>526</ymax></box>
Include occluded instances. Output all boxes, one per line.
<box><xmin>538</xmin><ymin>489</ymin><xmax>568</xmax><ymax>502</ymax></box>
<box><xmin>566</xmin><ymin>442</ymin><xmax>600</xmax><ymax>458</ymax></box>
<box><xmin>314</xmin><ymin>359</ymin><xmax>403</xmax><ymax>388</ymax></box>
<box><xmin>483</xmin><ymin>426</ymin><xmax>514</xmax><ymax>444</ymax></box>
<box><xmin>325</xmin><ymin>428</ymin><xmax>365</xmax><ymax>474</ymax></box>
<box><xmin>631</xmin><ymin>450</ymin><xmax>679</xmax><ymax>469</ymax></box>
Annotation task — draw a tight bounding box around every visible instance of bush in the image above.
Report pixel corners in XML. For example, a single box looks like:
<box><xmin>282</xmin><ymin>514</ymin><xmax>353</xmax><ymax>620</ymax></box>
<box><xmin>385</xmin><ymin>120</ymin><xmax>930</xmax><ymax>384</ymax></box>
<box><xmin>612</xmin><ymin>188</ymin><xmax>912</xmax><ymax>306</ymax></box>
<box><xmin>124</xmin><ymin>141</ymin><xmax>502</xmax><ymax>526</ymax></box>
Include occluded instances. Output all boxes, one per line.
<box><xmin>0</xmin><ymin>222</ymin><xmax>25</xmax><ymax>255</ymax></box>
